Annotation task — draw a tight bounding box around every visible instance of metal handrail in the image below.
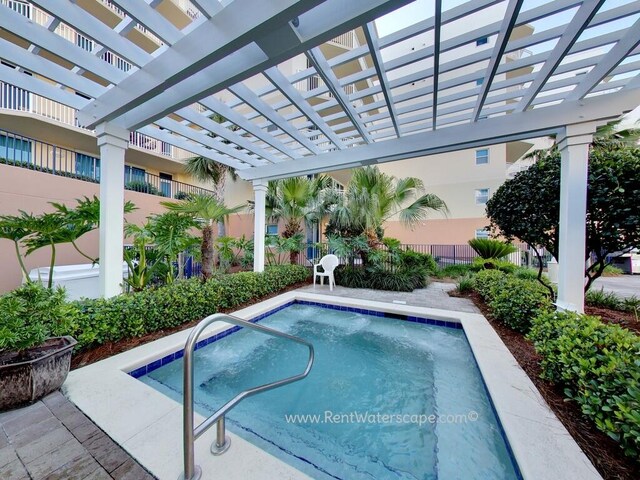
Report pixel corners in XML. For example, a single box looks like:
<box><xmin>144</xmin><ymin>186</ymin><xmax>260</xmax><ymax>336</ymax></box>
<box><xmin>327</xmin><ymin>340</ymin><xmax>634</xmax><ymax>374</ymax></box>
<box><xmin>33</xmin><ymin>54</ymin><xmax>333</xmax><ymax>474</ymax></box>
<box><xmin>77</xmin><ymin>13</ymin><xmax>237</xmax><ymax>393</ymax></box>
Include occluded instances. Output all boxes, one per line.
<box><xmin>180</xmin><ymin>313</ymin><xmax>315</xmax><ymax>480</ymax></box>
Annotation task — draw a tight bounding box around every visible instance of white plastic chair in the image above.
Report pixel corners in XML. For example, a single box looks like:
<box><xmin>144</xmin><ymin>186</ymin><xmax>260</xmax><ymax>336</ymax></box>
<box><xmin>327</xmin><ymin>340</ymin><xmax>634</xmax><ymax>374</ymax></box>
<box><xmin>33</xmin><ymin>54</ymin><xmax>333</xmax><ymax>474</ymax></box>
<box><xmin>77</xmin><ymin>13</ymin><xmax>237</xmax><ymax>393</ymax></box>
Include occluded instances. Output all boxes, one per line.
<box><xmin>313</xmin><ymin>254</ymin><xmax>339</xmax><ymax>291</ymax></box>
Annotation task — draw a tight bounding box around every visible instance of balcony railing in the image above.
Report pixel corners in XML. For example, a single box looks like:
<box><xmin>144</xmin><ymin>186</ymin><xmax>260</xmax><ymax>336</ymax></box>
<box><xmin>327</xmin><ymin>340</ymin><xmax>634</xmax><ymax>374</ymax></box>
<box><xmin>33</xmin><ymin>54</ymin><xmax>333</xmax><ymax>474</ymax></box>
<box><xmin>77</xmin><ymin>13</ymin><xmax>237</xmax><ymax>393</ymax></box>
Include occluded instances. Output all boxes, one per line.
<box><xmin>0</xmin><ymin>81</ymin><xmax>193</xmax><ymax>161</ymax></box>
<box><xmin>0</xmin><ymin>127</ymin><xmax>214</xmax><ymax>199</ymax></box>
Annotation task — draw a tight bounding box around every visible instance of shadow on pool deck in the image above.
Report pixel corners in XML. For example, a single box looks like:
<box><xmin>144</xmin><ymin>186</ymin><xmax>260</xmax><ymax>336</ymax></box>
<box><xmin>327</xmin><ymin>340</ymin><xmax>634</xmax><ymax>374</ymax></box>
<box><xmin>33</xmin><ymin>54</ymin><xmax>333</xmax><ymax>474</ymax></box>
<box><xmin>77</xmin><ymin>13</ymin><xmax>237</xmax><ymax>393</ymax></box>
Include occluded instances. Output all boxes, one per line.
<box><xmin>298</xmin><ymin>281</ymin><xmax>480</xmax><ymax>314</ymax></box>
<box><xmin>0</xmin><ymin>391</ymin><xmax>155</xmax><ymax>480</ymax></box>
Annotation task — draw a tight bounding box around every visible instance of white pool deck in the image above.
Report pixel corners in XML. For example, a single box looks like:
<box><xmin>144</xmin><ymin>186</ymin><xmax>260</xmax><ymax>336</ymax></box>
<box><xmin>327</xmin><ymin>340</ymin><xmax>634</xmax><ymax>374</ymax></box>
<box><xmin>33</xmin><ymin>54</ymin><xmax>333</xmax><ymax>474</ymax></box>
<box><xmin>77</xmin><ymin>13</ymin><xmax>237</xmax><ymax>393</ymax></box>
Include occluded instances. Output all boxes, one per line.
<box><xmin>64</xmin><ymin>289</ymin><xmax>601</xmax><ymax>480</ymax></box>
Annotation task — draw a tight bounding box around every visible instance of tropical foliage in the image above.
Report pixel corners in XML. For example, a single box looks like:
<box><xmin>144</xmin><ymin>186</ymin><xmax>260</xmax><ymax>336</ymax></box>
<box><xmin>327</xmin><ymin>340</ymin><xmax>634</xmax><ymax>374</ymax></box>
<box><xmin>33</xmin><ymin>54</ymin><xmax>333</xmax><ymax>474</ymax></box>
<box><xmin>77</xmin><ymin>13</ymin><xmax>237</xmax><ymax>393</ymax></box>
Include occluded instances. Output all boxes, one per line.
<box><xmin>0</xmin><ymin>197</ymin><xmax>135</xmax><ymax>288</ymax></box>
<box><xmin>327</xmin><ymin>166</ymin><xmax>447</xmax><ymax>249</ymax></box>
<box><xmin>468</xmin><ymin>238</ymin><xmax>517</xmax><ymax>259</ymax></box>
<box><xmin>161</xmin><ymin>194</ymin><xmax>244</xmax><ymax>280</ymax></box>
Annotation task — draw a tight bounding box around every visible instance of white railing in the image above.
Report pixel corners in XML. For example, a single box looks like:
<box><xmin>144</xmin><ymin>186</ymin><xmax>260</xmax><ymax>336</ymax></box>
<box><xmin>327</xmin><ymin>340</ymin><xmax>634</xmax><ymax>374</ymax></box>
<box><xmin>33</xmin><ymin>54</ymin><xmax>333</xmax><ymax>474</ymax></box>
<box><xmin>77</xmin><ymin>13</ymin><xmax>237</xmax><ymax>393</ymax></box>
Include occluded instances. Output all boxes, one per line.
<box><xmin>294</xmin><ymin>74</ymin><xmax>356</xmax><ymax>96</ymax></box>
<box><xmin>329</xmin><ymin>31</ymin><xmax>357</xmax><ymax>49</ymax></box>
<box><xmin>0</xmin><ymin>82</ymin><xmax>192</xmax><ymax>161</ymax></box>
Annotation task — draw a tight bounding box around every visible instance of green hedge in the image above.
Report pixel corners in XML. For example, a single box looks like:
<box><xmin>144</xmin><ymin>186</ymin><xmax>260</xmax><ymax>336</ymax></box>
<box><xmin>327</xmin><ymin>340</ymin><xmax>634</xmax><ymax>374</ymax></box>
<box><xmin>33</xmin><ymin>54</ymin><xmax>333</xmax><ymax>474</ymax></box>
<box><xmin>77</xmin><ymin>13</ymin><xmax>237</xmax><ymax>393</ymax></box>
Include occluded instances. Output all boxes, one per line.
<box><xmin>472</xmin><ymin>269</ymin><xmax>553</xmax><ymax>333</ymax></box>
<box><xmin>529</xmin><ymin>311</ymin><xmax>640</xmax><ymax>457</ymax></box>
<box><xmin>71</xmin><ymin>265</ymin><xmax>309</xmax><ymax>350</ymax></box>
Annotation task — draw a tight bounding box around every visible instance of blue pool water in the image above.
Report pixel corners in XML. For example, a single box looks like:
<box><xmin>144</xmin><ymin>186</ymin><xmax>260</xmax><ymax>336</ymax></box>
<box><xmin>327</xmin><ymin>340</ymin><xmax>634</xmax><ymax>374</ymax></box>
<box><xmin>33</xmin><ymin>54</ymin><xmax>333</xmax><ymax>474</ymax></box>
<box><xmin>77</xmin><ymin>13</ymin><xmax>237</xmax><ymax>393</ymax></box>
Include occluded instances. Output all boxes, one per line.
<box><xmin>139</xmin><ymin>303</ymin><xmax>519</xmax><ymax>479</ymax></box>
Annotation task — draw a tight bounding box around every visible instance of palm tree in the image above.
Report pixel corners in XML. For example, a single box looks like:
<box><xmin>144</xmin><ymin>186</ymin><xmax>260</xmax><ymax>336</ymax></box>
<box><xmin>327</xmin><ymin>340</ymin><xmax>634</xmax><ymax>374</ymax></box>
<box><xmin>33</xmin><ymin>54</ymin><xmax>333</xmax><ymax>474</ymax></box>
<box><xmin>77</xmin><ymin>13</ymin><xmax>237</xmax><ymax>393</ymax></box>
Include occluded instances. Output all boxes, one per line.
<box><xmin>183</xmin><ymin>114</ymin><xmax>240</xmax><ymax>237</ymax></box>
<box><xmin>329</xmin><ymin>166</ymin><xmax>448</xmax><ymax>248</ymax></box>
<box><xmin>264</xmin><ymin>175</ymin><xmax>336</xmax><ymax>264</ymax></box>
<box><xmin>161</xmin><ymin>194</ymin><xmax>244</xmax><ymax>280</ymax></box>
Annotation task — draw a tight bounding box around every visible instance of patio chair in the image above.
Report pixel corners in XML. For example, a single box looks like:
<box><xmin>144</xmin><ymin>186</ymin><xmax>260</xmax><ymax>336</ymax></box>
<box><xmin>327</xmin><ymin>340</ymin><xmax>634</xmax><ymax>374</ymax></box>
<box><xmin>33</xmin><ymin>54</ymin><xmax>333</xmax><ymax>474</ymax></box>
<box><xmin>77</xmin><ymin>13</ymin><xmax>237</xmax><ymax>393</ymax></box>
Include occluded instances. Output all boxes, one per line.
<box><xmin>313</xmin><ymin>254</ymin><xmax>339</xmax><ymax>291</ymax></box>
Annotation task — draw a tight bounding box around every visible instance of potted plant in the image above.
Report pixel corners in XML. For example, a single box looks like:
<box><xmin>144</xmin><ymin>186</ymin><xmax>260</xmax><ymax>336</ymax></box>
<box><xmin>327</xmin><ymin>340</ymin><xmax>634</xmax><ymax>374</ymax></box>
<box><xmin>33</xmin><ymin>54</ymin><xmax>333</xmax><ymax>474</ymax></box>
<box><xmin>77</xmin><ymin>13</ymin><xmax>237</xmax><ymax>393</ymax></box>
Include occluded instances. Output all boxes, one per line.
<box><xmin>0</xmin><ymin>283</ymin><xmax>78</xmax><ymax>410</ymax></box>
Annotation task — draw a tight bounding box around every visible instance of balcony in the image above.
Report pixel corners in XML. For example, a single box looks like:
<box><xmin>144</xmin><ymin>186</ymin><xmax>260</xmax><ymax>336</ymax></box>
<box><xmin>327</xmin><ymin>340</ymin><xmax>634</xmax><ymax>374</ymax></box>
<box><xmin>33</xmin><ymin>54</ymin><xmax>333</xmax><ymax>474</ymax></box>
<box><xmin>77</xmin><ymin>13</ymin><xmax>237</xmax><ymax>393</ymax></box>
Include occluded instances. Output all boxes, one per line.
<box><xmin>0</xmin><ymin>127</ymin><xmax>214</xmax><ymax>199</ymax></box>
<box><xmin>0</xmin><ymin>82</ymin><xmax>193</xmax><ymax>161</ymax></box>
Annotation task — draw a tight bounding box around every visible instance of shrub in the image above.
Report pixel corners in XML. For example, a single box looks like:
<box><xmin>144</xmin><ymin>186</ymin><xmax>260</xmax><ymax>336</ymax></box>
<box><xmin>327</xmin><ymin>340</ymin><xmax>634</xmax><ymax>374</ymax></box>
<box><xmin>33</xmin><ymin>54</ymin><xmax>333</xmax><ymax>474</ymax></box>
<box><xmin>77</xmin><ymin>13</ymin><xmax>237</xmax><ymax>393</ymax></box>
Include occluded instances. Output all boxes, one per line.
<box><xmin>472</xmin><ymin>269</ymin><xmax>507</xmax><ymax>300</ymax></box>
<box><xmin>468</xmin><ymin>238</ymin><xmax>517</xmax><ymax>259</ymax></box>
<box><xmin>586</xmin><ymin>288</ymin><xmax>623</xmax><ymax>311</ymax></box>
<box><xmin>334</xmin><ymin>265</ymin><xmax>368</xmax><ymax>289</ymax></box>
<box><xmin>72</xmin><ymin>265</ymin><xmax>310</xmax><ymax>350</ymax></box>
<box><xmin>334</xmin><ymin>264</ymin><xmax>429</xmax><ymax>292</ymax></box>
<box><xmin>489</xmin><ymin>277</ymin><xmax>552</xmax><ymax>333</ymax></box>
<box><xmin>456</xmin><ymin>273</ymin><xmax>475</xmax><ymax>294</ymax></box>
<box><xmin>0</xmin><ymin>283</ymin><xmax>79</xmax><ymax>353</ymax></box>
<box><xmin>513</xmin><ymin>267</ymin><xmax>541</xmax><ymax>281</ymax></box>
<box><xmin>432</xmin><ymin>263</ymin><xmax>474</xmax><ymax>279</ymax></box>
<box><xmin>528</xmin><ymin>311</ymin><xmax>640</xmax><ymax>457</ymax></box>
<box><xmin>400</xmin><ymin>250</ymin><xmax>438</xmax><ymax>274</ymax></box>
<box><xmin>125</xmin><ymin>181</ymin><xmax>163</xmax><ymax>196</ymax></box>
<box><xmin>602</xmin><ymin>264</ymin><xmax>624</xmax><ymax>277</ymax></box>
<box><xmin>470</xmin><ymin>257</ymin><xmax>517</xmax><ymax>274</ymax></box>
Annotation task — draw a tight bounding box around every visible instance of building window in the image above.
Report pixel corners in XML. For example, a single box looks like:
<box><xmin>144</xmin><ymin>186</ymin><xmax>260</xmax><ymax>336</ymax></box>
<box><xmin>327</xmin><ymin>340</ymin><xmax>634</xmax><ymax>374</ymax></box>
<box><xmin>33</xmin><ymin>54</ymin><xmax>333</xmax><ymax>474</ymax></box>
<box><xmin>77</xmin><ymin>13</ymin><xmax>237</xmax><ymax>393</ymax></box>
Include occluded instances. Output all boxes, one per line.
<box><xmin>475</xmin><ymin>149</ymin><xmax>489</xmax><ymax>165</ymax></box>
<box><xmin>475</xmin><ymin>188</ymin><xmax>490</xmax><ymax>205</ymax></box>
<box><xmin>124</xmin><ymin>165</ymin><xmax>146</xmax><ymax>184</ymax></box>
<box><xmin>475</xmin><ymin>228</ymin><xmax>490</xmax><ymax>239</ymax></box>
<box><xmin>75</xmin><ymin>153</ymin><xmax>99</xmax><ymax>180</ymax></box>
<box><xmin>266</xmin><ymin>224</ymin><xmax>278</xmax><ymax>236</ymax></box>
<box><xmin>0</xmin><ymin>133</ymin><xmax>31</xmax><ymax>164</ymax></box>
<box><xmin>476</xmin><ymin>36</ymin><xmax>488</xmax><ymax>46</ymax></box>
<box><xmin>476</xmin><ymin>78</ymin><xmax>484</xmax><ymax>86</ymax></box>
<box><xmin>160</xmin><ymin>173</ymin><xmax>172</xmax><ymax>198</ymax></box>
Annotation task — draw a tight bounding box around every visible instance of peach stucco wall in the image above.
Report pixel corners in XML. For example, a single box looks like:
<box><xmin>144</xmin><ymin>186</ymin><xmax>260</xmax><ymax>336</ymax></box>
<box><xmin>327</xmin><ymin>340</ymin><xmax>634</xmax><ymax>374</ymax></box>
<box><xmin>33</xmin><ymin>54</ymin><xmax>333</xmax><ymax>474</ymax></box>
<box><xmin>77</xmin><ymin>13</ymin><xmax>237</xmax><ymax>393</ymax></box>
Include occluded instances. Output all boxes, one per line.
<box><xmin>383</xmin><ymin>218</ymin><xmax>491</xmax><ymax>245</ymax></box>
<box><xmin>0</xmin><ymin>164</ymin><xmax>177</xmax><ymax>293</ymax></box>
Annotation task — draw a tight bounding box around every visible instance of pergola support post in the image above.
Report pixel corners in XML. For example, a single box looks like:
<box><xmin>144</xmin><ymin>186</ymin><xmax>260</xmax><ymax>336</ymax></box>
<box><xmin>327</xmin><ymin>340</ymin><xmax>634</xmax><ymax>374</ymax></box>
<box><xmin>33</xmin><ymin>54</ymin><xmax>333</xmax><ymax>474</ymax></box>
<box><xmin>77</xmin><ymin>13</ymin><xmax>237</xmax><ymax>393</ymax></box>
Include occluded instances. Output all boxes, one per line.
<box><xmin>96</xmin><ymin>123</ymin><xmax>129</xmax><ymax>298</ymax></box>
<box><xmin>556</xmin><ymin>123</ymin><xmax>596</xmax><ymax>313</ymax></box>
<box><xmin>253</xmin><ymin>179</ymin><xmax>268</xmax><ymax>273</ymax></box>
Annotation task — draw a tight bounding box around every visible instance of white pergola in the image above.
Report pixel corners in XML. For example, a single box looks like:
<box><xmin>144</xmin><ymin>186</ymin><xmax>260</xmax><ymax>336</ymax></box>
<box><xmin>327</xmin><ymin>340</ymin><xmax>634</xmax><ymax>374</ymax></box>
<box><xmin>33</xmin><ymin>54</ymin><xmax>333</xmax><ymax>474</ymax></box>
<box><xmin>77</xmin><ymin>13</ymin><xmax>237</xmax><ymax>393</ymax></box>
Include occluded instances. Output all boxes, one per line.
<box><xmin>2</xmin><ymin>0</ymin><xmax>640</xmax><ymax>311</ymax></box>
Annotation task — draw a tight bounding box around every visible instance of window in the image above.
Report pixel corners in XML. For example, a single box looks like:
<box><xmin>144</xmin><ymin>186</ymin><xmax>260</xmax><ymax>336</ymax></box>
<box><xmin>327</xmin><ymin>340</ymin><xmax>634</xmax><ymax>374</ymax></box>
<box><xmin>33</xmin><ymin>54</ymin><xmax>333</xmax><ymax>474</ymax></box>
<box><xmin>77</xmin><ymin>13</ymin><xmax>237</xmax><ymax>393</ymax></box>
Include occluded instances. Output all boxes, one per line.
<box><xmin>476</xmin><ymin>78</ymin><xmax>484</xmax><ymax>86</ymax></box>
<box><xmin>266</xmin><ymin>224</ymin><xmax>278</xmax><ymax>236</ymax></box>
<box><xmin>475</xmin><ymin>229</ymin><xmax>490</xmax><ymax>239</ymax></box>
<box><xmin>124</xmin><ymin>165</ymin><xmax>146</xmax><ymax>184</ymax></box>
<box><xmin>75</xmin><ymin>153</ymin><xmax>99</xmax><ymax>180</ymax></box>
<box><xmin>159</xmin><ymin>173</ymin><xmax>172</xmax><ymax>198</ymax></box>
<box><xmin>475</xmin><ymin>148</ymin><xmax>489</xmax><ymax>165</ymax></box>
<box><xmin>0</xmin><ymin>133</ymin><xmax>31</xmax><ymax>164</ymax></box>
<box><xmin>475</xmin><ymin>188</ymin><xmax>490</xmax><ymax>205</ymax></box>
<box><xmin>476</xmin><ymin>36</ymin><xmax>488</xmax><ymax>46</ymax></box>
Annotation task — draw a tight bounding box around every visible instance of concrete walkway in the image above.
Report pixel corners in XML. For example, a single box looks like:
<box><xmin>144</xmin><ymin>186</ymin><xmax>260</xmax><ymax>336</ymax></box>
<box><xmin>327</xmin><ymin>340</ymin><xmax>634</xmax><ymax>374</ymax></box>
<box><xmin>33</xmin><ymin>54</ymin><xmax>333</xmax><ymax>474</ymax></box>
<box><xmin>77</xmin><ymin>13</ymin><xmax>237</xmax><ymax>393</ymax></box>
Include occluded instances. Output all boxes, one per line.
<box><xmin>298</xmin><ymin>281</ymin><xmax>479</xmax><ymax>313</ymax></box>
<box><xmin>591</xmin><ymin>275</ymin><xmax>640</xmax><ymax>299</ymax></box>
<box><xmin>0</xmin><ymin>391</ymin><xmax>154</xmax><ymax>480</ymax></box>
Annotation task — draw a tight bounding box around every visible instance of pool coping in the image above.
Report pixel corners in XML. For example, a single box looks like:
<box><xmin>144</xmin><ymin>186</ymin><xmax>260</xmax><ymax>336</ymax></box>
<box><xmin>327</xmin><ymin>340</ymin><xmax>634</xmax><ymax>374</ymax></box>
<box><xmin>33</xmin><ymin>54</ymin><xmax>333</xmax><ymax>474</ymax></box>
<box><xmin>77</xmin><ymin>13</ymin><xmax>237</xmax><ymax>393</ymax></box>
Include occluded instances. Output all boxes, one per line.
<box><xmin>63</xmin><ymin>290</ymin><xmax>601</xmax><ymax>480</ymax></box>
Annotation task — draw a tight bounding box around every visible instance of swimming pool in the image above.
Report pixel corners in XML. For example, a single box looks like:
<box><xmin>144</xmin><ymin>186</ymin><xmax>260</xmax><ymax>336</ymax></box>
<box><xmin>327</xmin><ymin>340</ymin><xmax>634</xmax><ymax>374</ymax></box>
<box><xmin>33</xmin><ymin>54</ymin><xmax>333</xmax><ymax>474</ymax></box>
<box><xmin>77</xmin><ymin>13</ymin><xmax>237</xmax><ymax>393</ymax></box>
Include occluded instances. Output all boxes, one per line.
<box><xmin>137</xmin><ymin>302</ymin><xmax>519</xmax><ymax>480</ymax></box>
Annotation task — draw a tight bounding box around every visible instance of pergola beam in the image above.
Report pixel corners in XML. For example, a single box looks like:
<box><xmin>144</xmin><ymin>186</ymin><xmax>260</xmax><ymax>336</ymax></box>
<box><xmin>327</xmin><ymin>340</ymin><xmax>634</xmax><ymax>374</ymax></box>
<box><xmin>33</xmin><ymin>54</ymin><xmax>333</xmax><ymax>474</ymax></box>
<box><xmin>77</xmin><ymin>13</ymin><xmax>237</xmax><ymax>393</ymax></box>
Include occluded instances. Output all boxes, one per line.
<box><xmin>306</xmin><ymin>47</ymin><xmax>372</xmax><ymax>143</ymax></box>
<box><xmin>363</xmin><ymin>23</ymin><xmax>400</xmax><ymax>138</ymax></box>
<box><xmin>198</xmin><ymin>97</ymin><xmax>301</xmax><ymax>159</ymax></box>
<box><xmin>564</xmin><ymin>17</ymin><xmax>640</xmax><ymax>102</ymax></box>
<box><xmin>238</xmin><ymin>89</ymin><xmax>640</xmax><ymax>181</ymax></box>
<box><xmin>108</xmin><ymin>0</ymin><xmax>183</xmax><ymax>45</ymax></box>
<box><xmin>514</xmin><ymin>0</ymin><xmax>606</xmax><ymax>113</ymax></box>
<box><xmin>472</xmin><ymin>0</ymin><xmax>524</xmax><ymax>122</ymax></box>
<box><xmin>262</xmin><ymin>67</ymin><xmax>346</xmax><ymax>150</ymax></box>
<box><xmin>431</xmin><ymin>0</ymin><xmax>442</xmax><ymax>131</ymax></box>
<box><xmin>228</xmin><ymin>83</ymin><xmax>321</xmax><ymax>155</ymax></box>
<box><xmin>29</xmin><ymin>0</ymin><xmax>150</xmax><ymax>67</ymax></box>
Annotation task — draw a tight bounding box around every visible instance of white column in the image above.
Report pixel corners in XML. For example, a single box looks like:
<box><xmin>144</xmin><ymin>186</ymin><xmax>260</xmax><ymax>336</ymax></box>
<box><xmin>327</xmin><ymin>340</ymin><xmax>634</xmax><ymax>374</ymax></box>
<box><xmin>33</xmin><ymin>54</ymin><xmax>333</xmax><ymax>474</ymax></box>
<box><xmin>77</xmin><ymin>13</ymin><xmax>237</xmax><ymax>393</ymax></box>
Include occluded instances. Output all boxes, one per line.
<box><xmin>253</xmin><ymin>179</ymin><xmax>268</xmax><ymax>272</ymax></box>
<box><xmin>556</xmin><ymin>123</ymin><xmax>595</xmax><ymax>313</ymax></box>
<box><xmin>96</xmin><ymin>123</ymin><xmax>129</xmax><ymax>298</ymax></box>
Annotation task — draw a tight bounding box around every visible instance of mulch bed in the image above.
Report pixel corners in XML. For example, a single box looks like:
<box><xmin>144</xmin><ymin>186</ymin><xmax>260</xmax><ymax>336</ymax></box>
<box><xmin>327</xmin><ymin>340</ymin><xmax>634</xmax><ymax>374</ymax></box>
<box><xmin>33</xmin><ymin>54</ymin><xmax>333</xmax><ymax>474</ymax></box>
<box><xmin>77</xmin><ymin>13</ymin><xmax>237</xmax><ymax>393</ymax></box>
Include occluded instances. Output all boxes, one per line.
<box><xmin>71</xmin><ymin>280</ymin><xmax>311</xmax><ymax>370</ymax></box>
<box><xmin>584</xmin><ymin>306</ymin><xmax>639</xmax><ymax>335</ymax></box>
<box><xmin>450</xmin><ymin>289</ymin><xmax>640</xmax><ymax>480</ymax></box>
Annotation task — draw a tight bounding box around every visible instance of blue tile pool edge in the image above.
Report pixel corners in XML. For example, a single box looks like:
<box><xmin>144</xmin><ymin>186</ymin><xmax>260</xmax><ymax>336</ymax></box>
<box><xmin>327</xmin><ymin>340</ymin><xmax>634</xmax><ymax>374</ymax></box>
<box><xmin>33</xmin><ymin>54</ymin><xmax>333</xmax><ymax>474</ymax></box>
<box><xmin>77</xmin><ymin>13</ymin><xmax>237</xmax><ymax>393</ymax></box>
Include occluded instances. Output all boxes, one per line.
<box><xmin>127</xmin><ymin>299</ymin><xmax>461</xmax><ymax>379</ymax></box>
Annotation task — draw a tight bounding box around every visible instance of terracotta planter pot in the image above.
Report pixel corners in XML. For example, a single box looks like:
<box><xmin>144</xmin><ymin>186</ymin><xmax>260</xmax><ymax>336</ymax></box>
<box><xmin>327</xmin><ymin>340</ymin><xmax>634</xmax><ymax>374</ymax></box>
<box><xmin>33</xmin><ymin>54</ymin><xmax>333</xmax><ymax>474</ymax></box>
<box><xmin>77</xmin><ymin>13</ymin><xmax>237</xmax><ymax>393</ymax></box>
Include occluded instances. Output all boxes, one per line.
<box><xmin>0</xmin><ymin>336</ymin><xmax>77</xmax><ymax>411</ymax></box>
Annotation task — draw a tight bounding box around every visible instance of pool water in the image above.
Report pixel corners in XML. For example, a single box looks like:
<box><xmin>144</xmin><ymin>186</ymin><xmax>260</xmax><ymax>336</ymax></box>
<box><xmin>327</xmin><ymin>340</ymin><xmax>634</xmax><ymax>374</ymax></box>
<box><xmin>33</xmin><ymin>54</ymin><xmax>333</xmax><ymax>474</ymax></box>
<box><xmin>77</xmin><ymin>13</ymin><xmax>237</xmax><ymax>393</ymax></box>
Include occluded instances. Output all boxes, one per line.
<box><xmin>140</xmin><ymin>304</ymin><xmax>519</xmax><ymax>479</ymax></box>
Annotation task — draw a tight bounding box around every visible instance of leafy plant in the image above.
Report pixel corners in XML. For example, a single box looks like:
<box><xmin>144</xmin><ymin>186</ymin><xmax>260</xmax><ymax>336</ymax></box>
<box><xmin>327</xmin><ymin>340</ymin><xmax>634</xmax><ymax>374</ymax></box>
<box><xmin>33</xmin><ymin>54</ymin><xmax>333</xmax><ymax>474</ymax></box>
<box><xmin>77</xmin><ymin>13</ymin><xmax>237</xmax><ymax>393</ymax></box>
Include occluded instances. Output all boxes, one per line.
<box><xmin>487</xmin><ymin>129</ymin><xmax>640</xmax><ymax>293</ymax></box>
<box><xmin>468</xmin><ymin>238</ymin><xmax>517</xmax><ymax>259</ymax></box>
<box><xmin>0</xmin><ymin>283</ymin><xmax>78</xmax><ymax>353</ymax></box>
<box><xmin>488</xmin><ymin>277</ymin><xmax>553</xmax><ymax>333</ymax></box>
<box><xmin>472</xmin><ymin>269</ymin><xmax>507</xmax><ymax>300</ymax></box>
<box><xmin>602</xmin><ymin>265</ymin><xmax>624</xmax><ymax>277</ymax></box>
<box><xmin>71</xmin><ymin>265</ymin><xmax>310</xmax><ymax>350</ymax></box>
<box><xmin>162</xmin><ymin>194</ymin><xmax>244</xmax><ymax>280</ymax></box>
<box><xmin>123</xmin><ymin>222</ymin><xmax>162</xmax><ymax>292</ymax></box>
<box><xmin>528</xmin><ymin>311</ymin><xmax>640</xmax><ymax>457</ymax></box>
<box><xmin>149</xmin><ymin>212</ymin><xmax>198</xmax><ymax>282</ymax></box>
<box><xmin>265</xmin><ymin>234</ymin><xmax>304</xmax><ymax>265</ymax></box>
<box><xmin>585</xmin><ymin>288</ymin><xmax>623</xmax><ymax>311</ymax></box>
<box><xmin>456</xmin><ymin>274</ymin><xmax>475</xmax><ymax>294</ymax></box>
<box><xmin>125</xmin><ymin>180</ymin><xmax>163</xmax><ymax>196</ymax></box>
